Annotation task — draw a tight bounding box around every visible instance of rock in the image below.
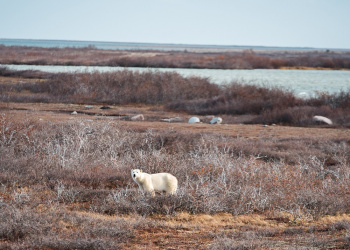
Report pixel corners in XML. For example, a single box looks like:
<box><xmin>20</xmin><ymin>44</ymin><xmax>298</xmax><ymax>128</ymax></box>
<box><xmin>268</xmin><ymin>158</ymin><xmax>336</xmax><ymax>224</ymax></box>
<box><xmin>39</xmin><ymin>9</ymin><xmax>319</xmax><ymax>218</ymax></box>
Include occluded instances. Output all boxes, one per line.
<box><xmin>297</xmin><ymin>92</ymin><xmax>309</xmax><ymax>98</ymax></box>
<box><xmin>313</xmin><ymin>115</ymin><xmax>333</xmax><ymax>125</ymax></box>
<box><xmin>118</xmin><ymin>116</ymin><xmax>129</xmax><ymax>120</ymax></box>
<box><xmin>85</xmin><ymin>105</ymin><xmax>94</xmax><ymax>109</ymax></box>
<box><xmin>71</xmin><ymin>111</ymin><xmax>78</xmax><ymax>115</ymax></box>
<box><xmin>188</xmin><ymin>117</ymin><xmax>200</xmax><ymax>124</ymax></box>
<box><xmin>131</xmin><ymin>114</ymin><xmax>145</xmax><ymax>121</ymax></box>
<box><xmin>100</xmin><ymin>106</ymin><xmax>111</xmax><ymax>110</ymax></box>
<box><xmin>210</xmin><ymin>117</ymin><xmax>223</xmax><ymax>124</ymax></box>
<box><xmin>161</xmin><ymin>117</ymin><xmax>182</xmax><ymax>122</ymax></box>
<box><xmin>170</xmin><ymin>117</ymin><xmax>182</xmax><ymax>122</ymax></box>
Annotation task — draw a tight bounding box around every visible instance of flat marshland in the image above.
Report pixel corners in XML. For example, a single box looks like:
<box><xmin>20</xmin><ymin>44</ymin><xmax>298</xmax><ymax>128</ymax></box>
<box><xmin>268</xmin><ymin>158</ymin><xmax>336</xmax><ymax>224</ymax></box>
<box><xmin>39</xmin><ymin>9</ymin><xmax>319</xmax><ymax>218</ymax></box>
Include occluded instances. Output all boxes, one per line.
<box><xmin>1</xmin><ymin>47</ymin><xmax>350</xmax><ymax>248</ymax></box>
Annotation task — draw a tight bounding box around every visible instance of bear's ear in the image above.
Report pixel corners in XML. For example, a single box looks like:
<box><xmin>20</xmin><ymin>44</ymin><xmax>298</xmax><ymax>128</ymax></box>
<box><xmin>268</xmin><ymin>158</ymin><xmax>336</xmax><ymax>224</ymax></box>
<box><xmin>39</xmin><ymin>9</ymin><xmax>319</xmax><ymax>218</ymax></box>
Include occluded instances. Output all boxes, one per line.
<box><xmin>140</xmin><ymin>169</ymin><xmax>142</xmax><ymax>173</ymax></box>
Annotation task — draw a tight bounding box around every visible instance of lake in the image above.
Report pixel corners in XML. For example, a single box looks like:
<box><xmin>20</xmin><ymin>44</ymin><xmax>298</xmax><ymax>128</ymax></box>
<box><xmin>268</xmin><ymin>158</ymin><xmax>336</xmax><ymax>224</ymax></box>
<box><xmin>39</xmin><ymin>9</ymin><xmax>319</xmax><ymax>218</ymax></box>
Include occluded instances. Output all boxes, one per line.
<box><xmin>1</xmin><ymin>64</ymin><xmax>349</xmax><ymax>98</ymax></box>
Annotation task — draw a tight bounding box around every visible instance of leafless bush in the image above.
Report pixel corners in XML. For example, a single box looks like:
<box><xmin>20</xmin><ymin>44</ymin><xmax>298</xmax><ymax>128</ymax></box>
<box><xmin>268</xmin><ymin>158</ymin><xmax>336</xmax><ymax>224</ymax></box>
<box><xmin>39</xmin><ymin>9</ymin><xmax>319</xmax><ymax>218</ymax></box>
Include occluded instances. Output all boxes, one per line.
<box><xmin>0</xmin><ymin>68</ymin><xmax>220</xmax><ymax>105</ymax></box>
<box><xmin>168</xmin><ymin>82</ymin><xmax>350</xmax><ymax>126</ymax></box>
<box><xmin>168</xmin><ymin>82</ymin><xmax>300</xmax><ymax>115</ymax></box>
<box><xmin>0</xmin><ymin>66</ymin><xmax>50</xmax><ymax>78</ymax></box>
<box><xmin>0</xmin><ymin>204</ymin><xmax>60</xmax><ymax>243</ymax></box>
<box><xmin>0</xmin><ymin>114</ymin><xmax>349</xmax><ymax>247</ymax></box>
<box><xmin>331</xmin><ymin>220</ymin><xmax>350</xmax><ymax>231</ymax></box>
<box><xmin>346</xmin><ymin>231</ymin><xmax>350</xmax><ymax>247</ymax></box>
<box><xmin>0</xmin><ymin>204</ymin><xmax>134</xmax><ymax>249</ymax></box>
<box><xmin>1</xmin><ymin>116</ymin><xmax>349</xmax><ymax>221</ymax></box>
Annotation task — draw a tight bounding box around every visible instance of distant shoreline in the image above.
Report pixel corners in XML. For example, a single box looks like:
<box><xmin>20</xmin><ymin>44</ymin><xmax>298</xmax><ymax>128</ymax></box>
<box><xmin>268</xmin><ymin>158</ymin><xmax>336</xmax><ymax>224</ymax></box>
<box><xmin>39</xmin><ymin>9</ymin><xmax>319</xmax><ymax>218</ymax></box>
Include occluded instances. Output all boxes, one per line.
<box><xmin>1</xmin><ymin>38</ymin><xmax>349</xmax><ymax>52</ymax></box>
<box><xmin>279</xmin><ymin>66</ymin><xmax>350</xmax><ymax>71</ymax></box>
<box><xmin>1</xmin><ymin>40</ymin><xmax>350</xmax><ymax>70</ymax></box>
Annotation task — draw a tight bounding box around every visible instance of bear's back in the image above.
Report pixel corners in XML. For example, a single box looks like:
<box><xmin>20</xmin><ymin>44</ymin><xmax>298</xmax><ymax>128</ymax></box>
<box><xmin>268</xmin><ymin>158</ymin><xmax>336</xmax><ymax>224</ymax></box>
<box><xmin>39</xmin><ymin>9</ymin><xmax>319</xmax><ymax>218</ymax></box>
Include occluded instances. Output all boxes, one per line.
<box><xmin>150</xmin><ymin>173</ymin><xmax>177</xmax><ymax>192</ymax></box>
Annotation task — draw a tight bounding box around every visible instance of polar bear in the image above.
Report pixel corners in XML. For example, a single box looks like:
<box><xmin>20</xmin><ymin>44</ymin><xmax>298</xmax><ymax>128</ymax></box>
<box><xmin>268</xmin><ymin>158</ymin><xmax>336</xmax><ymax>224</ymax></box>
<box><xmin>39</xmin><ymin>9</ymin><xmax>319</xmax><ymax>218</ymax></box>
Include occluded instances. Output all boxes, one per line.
<box><xmin>131</xmin><ymin>169</ymin><xmax>178</xmax><ymax>196</ymax></box>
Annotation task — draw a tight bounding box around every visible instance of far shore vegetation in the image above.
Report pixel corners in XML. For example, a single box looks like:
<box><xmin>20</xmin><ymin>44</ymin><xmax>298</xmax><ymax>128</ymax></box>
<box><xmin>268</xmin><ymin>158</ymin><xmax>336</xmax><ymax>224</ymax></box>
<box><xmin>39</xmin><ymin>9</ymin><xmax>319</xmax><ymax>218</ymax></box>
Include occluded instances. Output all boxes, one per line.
<box><xmin>1</xmin><ymin>45</ymin><xmax>350</xmax><ymax>70</ymax></box>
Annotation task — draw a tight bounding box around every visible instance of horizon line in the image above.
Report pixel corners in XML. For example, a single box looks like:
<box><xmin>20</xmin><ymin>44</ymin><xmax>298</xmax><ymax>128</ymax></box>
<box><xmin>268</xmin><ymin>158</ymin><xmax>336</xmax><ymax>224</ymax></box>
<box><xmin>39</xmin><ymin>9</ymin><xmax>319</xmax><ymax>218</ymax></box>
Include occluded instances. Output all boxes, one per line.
<box><xmin>1</xmin><ymin>37</ymin><xmax>349</xmax><ymax>51</ymax></box>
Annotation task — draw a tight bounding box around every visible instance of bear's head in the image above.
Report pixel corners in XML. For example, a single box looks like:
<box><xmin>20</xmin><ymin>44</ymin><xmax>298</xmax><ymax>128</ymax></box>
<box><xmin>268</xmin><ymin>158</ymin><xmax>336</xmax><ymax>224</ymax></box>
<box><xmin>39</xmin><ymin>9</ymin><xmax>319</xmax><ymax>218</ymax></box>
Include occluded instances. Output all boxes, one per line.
<box><xmin>131</xmin><ymin>169</ymin><xmax>143</xmax><ymax>181</ymax></box>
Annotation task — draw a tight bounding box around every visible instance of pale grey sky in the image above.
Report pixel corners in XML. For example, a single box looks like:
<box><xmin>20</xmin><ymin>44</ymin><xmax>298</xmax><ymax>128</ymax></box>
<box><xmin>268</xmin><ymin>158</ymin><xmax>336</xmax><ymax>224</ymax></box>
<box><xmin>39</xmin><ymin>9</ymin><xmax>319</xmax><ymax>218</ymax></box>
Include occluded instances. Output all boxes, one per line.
<box><xmin>1</xmin><ymin>0</ymin><xmax>350</xmax><ymax>49</ymax></box>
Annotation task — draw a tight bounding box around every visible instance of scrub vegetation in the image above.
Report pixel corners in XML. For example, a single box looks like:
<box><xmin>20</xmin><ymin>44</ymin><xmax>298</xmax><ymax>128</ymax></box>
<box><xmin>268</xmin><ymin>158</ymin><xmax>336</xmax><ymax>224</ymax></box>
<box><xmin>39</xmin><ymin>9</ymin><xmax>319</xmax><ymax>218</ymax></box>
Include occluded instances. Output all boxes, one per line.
<box><xmin>1</xmin><ymin>66</ymin><xmax>350</xmax><ymax>126</ymax></box>
<box><xmin>0</xmin><ymin>113</ymin><xmax>350</xmax><ymax>248</ymax></box>
<box><xmin>1</xmin><ymin>47</ymin><xmax>350</xmax><ymax>248</ymax></box>
<box><xmin>1</xmin><ymin>45</ymin><xmax>350</xmax><ymax>69</ymax></box>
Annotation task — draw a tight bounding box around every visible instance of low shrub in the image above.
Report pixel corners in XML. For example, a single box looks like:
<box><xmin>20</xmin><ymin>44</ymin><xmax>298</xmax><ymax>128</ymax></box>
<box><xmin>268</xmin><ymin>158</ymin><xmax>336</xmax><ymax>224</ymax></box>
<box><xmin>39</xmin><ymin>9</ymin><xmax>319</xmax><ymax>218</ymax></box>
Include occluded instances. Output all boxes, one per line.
<box><xmin>0</xmin><ymin>115</ymin><xmax>349</xmax><ymax>247</ymax></box>
<box><xmin>0</xmin><ymin>204</ymin><xmax>134</xmax><ymax>249</ymax></box>
<box><xmin>2</xmin><ymin>66</ymin><xmax>350</xmax><ymax>126</ymax></box>
<box><xmin>168</xmin><ymin>82</ymin><xmax>301</xmax><ymax>115</ymax></box>
<box><xmin>0</xmin><ymin>68</ymin><xmax>220</xmax><ymax>105</ymax></box>
<box><xmin>1</xmin><ymin>118</ymin><xmax>349</xmax><ymax>218</ymax></box>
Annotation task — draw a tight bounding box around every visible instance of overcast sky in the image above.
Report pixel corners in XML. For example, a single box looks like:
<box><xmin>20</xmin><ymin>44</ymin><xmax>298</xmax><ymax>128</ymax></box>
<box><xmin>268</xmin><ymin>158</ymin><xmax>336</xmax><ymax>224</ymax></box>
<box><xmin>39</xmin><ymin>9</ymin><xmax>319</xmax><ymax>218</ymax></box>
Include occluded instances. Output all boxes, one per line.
<box><xmin>1</xmin><ymin>0</ymin><xmax>350</xmax><ymax>49</ymax></box>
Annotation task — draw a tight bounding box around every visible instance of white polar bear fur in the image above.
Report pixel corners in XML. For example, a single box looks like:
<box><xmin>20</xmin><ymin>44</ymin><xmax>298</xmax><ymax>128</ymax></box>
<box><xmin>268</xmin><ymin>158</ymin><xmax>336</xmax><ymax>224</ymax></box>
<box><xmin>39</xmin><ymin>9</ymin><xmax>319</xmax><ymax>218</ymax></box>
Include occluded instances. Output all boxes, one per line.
<box><xmin>131</xmin><ymin>169</ymin><xmax>178</xmax><ymax>196</ymax></box>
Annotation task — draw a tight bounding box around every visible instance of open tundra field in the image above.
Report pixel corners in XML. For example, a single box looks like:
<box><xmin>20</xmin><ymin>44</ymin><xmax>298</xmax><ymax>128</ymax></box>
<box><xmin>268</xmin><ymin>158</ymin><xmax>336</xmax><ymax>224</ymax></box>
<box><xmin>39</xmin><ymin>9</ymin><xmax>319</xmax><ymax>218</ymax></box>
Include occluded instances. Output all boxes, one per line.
<box><xmin>0</xmin><ymin>68</ymin><xmax>350</xmax><ymax>248</ymax></box>
<box><xmin>1</xmin><ymin>101</ymin><xmax>350</xmax><ymax>249</ymax></box>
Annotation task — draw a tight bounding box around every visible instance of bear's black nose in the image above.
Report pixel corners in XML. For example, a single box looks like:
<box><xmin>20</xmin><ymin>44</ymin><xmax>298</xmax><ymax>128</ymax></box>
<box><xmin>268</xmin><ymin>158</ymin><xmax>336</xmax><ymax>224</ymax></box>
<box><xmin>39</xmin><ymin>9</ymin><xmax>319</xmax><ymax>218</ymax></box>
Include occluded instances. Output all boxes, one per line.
<box><xmin>133</xmin><ymin>174</ymin><xmax>136</xmax><ymax>178</ymax></box>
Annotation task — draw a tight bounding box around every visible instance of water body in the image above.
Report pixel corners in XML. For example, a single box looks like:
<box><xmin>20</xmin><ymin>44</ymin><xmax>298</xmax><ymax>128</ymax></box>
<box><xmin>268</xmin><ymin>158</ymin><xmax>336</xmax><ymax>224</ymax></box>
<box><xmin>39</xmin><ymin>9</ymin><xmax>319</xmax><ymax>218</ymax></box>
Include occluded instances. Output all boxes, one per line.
<box><xmin>2</xmin><ymin>64</ymin><xmax>349</xmax><ymax>97</ymax></box>
<box><xmin>1</xmin><ymin>38</ymin><xmax>348</xmax><ymax>52</ymax></box>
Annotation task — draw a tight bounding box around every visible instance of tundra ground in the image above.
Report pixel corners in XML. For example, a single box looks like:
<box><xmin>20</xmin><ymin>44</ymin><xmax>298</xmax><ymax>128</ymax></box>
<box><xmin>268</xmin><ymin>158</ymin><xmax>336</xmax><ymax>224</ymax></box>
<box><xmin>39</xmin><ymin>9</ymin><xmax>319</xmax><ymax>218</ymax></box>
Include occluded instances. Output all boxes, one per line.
<box><xmin>1</xmin><ymin>101</ymin><xmax>350</xmax><ymax>249</ymax></box>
